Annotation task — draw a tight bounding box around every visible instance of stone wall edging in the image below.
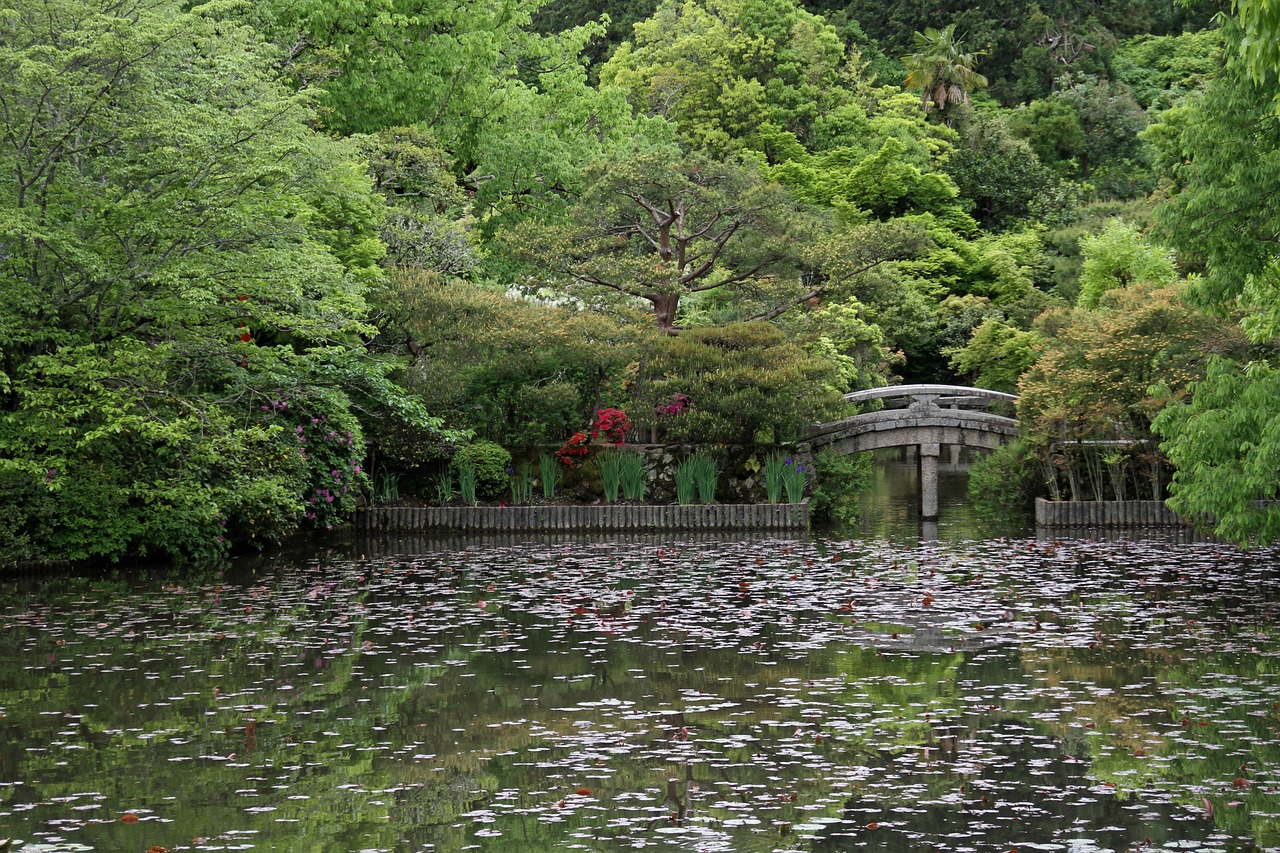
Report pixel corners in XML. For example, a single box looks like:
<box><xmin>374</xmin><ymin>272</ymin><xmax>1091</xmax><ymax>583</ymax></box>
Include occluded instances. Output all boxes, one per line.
<box><xmin>357</xmin><ymin>503</ymin><xmax>810</xmax><ymax>532</ymax></box>
<box><xmin>1034</xmin><ymin>498</ymin><xmax>1189</xmax><ymax>528</ymax></box>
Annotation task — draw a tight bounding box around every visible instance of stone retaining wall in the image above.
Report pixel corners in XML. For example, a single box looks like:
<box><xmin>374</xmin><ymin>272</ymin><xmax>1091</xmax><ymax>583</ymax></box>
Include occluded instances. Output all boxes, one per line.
<box><xmin>357</xmin><ymin>503</ymin><xmax>809</xmax><ymax>533</ymax></box>
<box><xmin>1034</xmin><ymin>498</ymin><xmax>1188</xmax><ymax>528</ymax></box>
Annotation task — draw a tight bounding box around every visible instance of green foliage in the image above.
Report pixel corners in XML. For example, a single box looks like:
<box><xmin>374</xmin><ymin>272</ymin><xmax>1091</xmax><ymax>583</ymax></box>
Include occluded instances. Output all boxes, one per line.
<box><xmin>967</xmin><ymin>438</ymin><xmax>1045</xmax><ymax>520</ymax></box>
<box><xmin>1009</xmin><ymin>76</ymin><xmax>1153</xmax><ymax>199</ymax></box>
<box><xmin>763</xmin><ymin>452</ymin><xmax>790</xmax><ymax>503</ymax></box>
<box><xmin>510</xmin><ymin>463</ymin><xmax>535</xmax><ymax>504</ymax></box>
<box><xmin>946</xmin><ymin>318</ymin><xmax>1041</xmax><ymax>393</ymax></box>
<box><xmin>451</xmin><ymin>441</ymin><xmax>512</xmax><ymax>502</ymax></box>
<box><xmin>539</xmin><ymin>452</ymin><xmax>562</xmax><ymax>499</ymax></box>
<box><xmin>1017</xmin><ymin>282</ymin><xmax>1250</xmax><ymax>447</ymax></box>
<box><xmin>1153</xmin><ymin>49</ymin><xmax>1280</xmax><ymax>342</ymax></box>
<box><xmin>1115</xmin><ymin>29</ymin><xmax>1225</xmax><ymax>109</ymax></box>
<box><xmin>597</xmin><ymin>449</ymin><xmax>623</xmax><ymax>503</ymax></box>
<box><xmin>503</xmin><ymin>149</ymin><xmax>821</xmax><ymax>331</ymax></box>
<box><xmin>1077</xmin><ymin>219</ymin><xmax>1177</xmax><ymax>308</ymax></box>
<box><xmin>632</xmin><ymin>322</ymin><xmax>846</xmax><ymax>444</ymax></box>
<box><xmin>618</xmin><ymin>451</ymin><xmax>647</xmax><ymax>500</ymax></box>
<box><xmin>1233</xmin><ymin>0</ymin><xmax>1280</xmax><ymax>88</ymax></box>
<box><xmin>435</xmin><ymin>473</ymin><xmax>457</xmax><ymax>506</ymax></box>
<box><xmin>1154</xmin><ymin>357</ymin><xmax>1280</xmax><ymax>545</ymax></box>
<box><xmin>808</xmin><ymin>450</ymin><xmax>869</xmax><ymax>524</ymax></box>
<box><xmin>943</xmin><ymin>115</ymin><xmax>1078</xmax><ymax>230</ymax></box>
<box><xmin>780</xmin><ymin>458</ymin><xmax>808</xmax><ymax>503</ymax></box>
<box><xmin>775</xmin><ymin>138</ymin><xmax>968</xmax><ymax>222</ymax></box>
<box><xmin>600</xmin><ymin>0</ymin><xmax>852</xmax><ymax>156</ymax></box>
<box><xmin>456</xmin><ymin>461</ymin><xmax>479</xmax><ymax>506</ymax></box>
<box><xmin>351</xmin><ymin>127</ymin><xmax>478</xmax><ymax>274</ymax></box>
<box><xmin>674</xmin><ymin>459</ymin><xmax>697</xmax><ymax>504</ymax></box>
<box><xmin>386</xmin><ymin>274</ymin><xmax>646</xmax><ymax>445</ymax></box>
<box><xmin>686</xmin><ymin>452</ymin><xmax>721</xmax><ymax>502</ymax></box>
<box><xmin>0</xmin><ymin>0</ymin><xmax>443</xmax><ymax>563</ymax></box>
<box><xmin>901</xmin><ymin>24</ymin><xmax>989</xmax><ymax>121</ymax></box>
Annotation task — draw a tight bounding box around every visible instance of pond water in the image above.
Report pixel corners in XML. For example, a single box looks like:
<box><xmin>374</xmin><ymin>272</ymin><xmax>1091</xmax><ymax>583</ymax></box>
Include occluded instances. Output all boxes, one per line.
<box><xmin>3</xmin><ymin>466</ymin><xmax>1280</xmax><ymax>852</ymax></box>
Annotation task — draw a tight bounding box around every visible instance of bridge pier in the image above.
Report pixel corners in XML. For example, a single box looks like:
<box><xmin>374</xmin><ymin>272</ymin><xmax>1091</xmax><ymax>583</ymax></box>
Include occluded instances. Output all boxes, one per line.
<box><xmin>918</xmin><ymin>443</ymin><xmax>940</xmax><ymax>521</ymax></box>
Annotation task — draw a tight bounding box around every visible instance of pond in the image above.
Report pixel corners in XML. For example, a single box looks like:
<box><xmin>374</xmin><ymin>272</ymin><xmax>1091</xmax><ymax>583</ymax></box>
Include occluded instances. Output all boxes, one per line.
<box><xmin>3</xmin><ymin>471</ymin><xmax>1280</xmax><ymax>851</ymax></box>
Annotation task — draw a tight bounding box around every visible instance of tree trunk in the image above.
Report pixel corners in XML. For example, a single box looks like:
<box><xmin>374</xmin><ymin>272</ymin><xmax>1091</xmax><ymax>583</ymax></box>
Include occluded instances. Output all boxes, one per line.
<box><xmin>652</xmin><ymin>293</ymin><xmax>680</xmax><ymax>334</ymax></box>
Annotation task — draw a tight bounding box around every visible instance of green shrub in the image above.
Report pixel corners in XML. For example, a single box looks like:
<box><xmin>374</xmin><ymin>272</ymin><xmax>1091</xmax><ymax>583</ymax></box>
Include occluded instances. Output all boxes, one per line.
<box><xmin>631</xmin><ymin>322</ymin><xmax>846</xmax><ymax>445</ymax></box>
<box><xmin>968</xmin><ymin>438</ymin><xmax>1045</xmax><ymax>520</ymax></box>
<box><xmin>450</xmin><ymin>440</ymin><xmax>511</xmax><ymax>501</ymax></box>
<box><xmin>809</xmin><ymin>451</ymin><xmax>871</xmax><ymax>526</ymax></box>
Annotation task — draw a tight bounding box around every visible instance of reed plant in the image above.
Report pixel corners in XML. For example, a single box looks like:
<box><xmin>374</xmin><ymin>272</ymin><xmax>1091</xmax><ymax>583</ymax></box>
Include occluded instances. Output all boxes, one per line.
<box><xmin>372</xmin><ymin>470</ymin><xmax>400</xmax><ymax>503</ymax></box>
<box><xmin>435</xmin><ymin>473</ymin><xmax>456</xmax><ymax>506</ymax></box>
<box><xmin>781</xmin><ymin>458</ymin><xmax>807</xmax><ymax>503</ymax></box>
<box><xmin>456</xmin><ymin>461</ymin><xmax>478</xmax><ymax>506</ymax></box>
<box><xmin>538</xmin><ymin>452</ymin><xmax>560</xmax><ymax>500</ymax></box>
<box><xmin>683</xmin><ymin>452</ymin><xmax>719</xmax><ymax>503</ymax></box>
<box><xmin>597</xmin><ymin>449</ymin><xmax>622</xmax><ymax>503</ymax></box>
<box><xmin>619</xmin><ymin>451</ymin><xmax>646</xmax><ymax>501</ymax></box>
<box><xmin>509</xmin><ymin>463</ymin><xmax>534</xmax><ymax>504</ymax></box>
<box><xmin>674</xmin><ymin>458</ymin><xmax>696</xmax><ymax>505</ymax></box>
<box><xmin>763</xmin><ymin>452</ymin><xmax>788</xmax><ymax>503</ymax></box>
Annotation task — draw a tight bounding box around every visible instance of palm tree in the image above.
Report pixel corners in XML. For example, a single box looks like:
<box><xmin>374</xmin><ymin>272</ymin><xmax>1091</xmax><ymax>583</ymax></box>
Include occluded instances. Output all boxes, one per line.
<box><xmin>901</xmin><ymin>24</ymin><xmax>988</xmax><ymax>123</ymax></box>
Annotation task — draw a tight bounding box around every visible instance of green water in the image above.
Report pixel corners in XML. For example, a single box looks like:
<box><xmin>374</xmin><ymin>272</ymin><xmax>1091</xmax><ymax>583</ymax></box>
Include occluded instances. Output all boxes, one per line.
<box><xmin>1</xmin><ymin>463</ymin><xmax>1277</xmax><ymax>852</ymax></box>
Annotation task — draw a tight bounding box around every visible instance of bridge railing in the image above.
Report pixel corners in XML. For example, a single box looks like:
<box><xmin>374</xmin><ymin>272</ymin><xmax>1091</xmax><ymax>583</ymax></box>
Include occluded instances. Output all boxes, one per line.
<box><xmin>843</xmin><ymin>384</ymin><xmax>1018</xmax><ymax>407</ymax></box>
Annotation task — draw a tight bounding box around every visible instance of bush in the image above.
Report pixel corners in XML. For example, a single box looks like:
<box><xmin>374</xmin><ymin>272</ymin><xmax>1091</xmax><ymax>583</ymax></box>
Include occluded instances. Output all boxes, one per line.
<box><xmin>968</xmin><ymin>438</ymin><xmax>1045</xmax><ymax>520</ymax></box>
<box><xmin>450</xmin><ymin>440</ymin><xmax>512</xmax><ymax>501</ymax></box>
<box><xmin>808</xmin><ymin>451</ymin><xmax>872</xmax><ymax>526</ymax></box>
<box><xmin>632</xmin><ymin>322</ymin><xmax>846</xmax><ymax>444</ymax></box>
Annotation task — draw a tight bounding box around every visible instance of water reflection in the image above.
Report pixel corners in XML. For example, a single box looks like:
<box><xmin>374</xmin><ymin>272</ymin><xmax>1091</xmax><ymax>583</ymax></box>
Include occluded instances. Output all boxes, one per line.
<box><xmin>847</xmin><ymin>448</ymin><xmax>1030</xmax><ymax>543</ymax></box>
<box><xmin>1</xmin><ymin>535</ymin><xmax>1278</xmax><ymax>852</ymax></box>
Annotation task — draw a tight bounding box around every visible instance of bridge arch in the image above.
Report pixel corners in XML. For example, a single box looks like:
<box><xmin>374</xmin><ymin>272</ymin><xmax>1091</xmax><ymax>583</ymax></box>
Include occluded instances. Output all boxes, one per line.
<box><xmin>809</xmin><ymin>385</ymin><xmax>1019</xmax><ymax>520</ymax></box>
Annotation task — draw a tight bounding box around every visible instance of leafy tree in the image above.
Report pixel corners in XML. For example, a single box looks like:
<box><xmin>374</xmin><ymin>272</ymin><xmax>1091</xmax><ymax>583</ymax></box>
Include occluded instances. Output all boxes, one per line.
<box><xmin>352</xmin><ymin>127</ymin><xmax>479</xmax><ymax>275</ymax></box>
<box><xmin>1233</xmin><ymin>0</ymin><xmax>1280</xmax><ymax>88</ymax></box>
<box><xmin>243</xmin><ymin>0</ymin><xmax>539</xmax><ymax>137</ymax></box>
<box><xmin>1017</xmin><ymin>282</ymin><xmax>1248</xmax><ymax>450</ymax></box>
<box><xmin>1115</xmin><ymin>29</ymin><xmax>1225</xmax><ymax>109</ymax></box>
<box><xmin>383</xmin><ymin>273</ymin><xmax>648</xmax><ymax>454</ymax></box>
<box><xmin>901</xmin><ymin>24</ymin><xmax>989</xmax><ymax>123</ymax></box>
<box><xmin>0</xmin><ymin>0</ymin><xmax>440</xmax><ymax>563</ymax></box>
<box><xmin>943</xmin><ymin>114</ymin><xmax>1068</xmax><ymax>230</ymax></box>
<box><xmin>599</xmin><ymin>0</ymin><xmax>851</xmax><ymax>157</ymax></box>
<box><xmin>1153</xmin><ymin>51</ymin><xmax>1280</xmax><ymax>340</ymax></box>
<box><xmin>946</xmin><ymin>318</ymin><xmax>1040</xmax><ymax>393</ymax></box>
<box><xmin>630</xmin><ymin>322</ymin><xmax>846</xmax><ymax>443</ymax></box>
<box><xmin>1076</xmin><ymin>219</ymin><xmax>1177</xmax><ymax>308</ymax></box>
<box><xmin>1146</xmin><ymin>40</ymin><xmax>1280</xmax><ymax>544</ymax></box>
<box><xmin>775</xmin><ymin>137</ymin><xmax>969</xmax><ymax>222</ymax></box>
<box><xmin>1153</xmin><ymin>358</ymin><xmax>1280</xmax><ymax>545</ymax></box>
<box><xmin>1009</xmin><ymin>76</ymin><xmax>1152</xmax><ymax>197</ymax></box>
<box><xmin>503</xmin><ymin>148</ymin><xmax>849</xmax><ymax>332</ymax></box>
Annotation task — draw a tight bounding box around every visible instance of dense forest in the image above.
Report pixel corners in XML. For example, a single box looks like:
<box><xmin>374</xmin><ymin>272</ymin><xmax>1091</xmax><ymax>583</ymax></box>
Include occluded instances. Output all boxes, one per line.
<box><xmin>2</xmin><ymin>0</ymin><xmax>1279</xmax><ymax>563</ymax></box>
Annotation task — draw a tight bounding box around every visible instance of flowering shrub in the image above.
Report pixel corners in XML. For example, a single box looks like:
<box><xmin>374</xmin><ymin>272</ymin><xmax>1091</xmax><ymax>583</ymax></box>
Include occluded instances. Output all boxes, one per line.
<box><xmin>591</xmin><ymin>408</ymin><xmax>631</xmax><ymax>445</ymax></box>
<box><xmin>556</xmin><ymin>431</ymin><xmax>591</xmax><ymax>468</ymax></box>
<box><xmin>655</xmin><ymin>393</ymin><xmax>690</xmax><ymax>417</ymax></box>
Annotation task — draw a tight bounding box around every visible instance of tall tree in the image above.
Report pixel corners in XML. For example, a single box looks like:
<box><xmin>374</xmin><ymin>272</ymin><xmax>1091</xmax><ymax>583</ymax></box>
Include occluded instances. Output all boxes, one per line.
<box><xmin>599</xmin><ymin>0</ymin><xmax>852</xmax><ymax>156</ymax></box>
<box><xmin>0</xmin><ymin>0</ymin><xmax>440</xmax><ymax>563</ymax></box>
<box><xmin>1149</xmin><ymin>42</ymin><xmax>1280</xmax><ymax>544</ymax></box>
<box><xmin>502</xmin><ymin>148</ymin><xmax>922</xmax><ymax>332</ymax></box>
<box><xmin>901</xmin><ymin>24</ymin><xmax>989</xmax><ymax>122</ymax></box>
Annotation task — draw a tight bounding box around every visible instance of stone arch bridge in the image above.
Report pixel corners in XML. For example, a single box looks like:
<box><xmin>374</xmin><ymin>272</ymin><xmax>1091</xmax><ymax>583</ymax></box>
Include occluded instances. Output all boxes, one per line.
<box><xmin>808</xmin><ymin>385</ymin><xmax>1019</xmax><ymax>520</ymax></box>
